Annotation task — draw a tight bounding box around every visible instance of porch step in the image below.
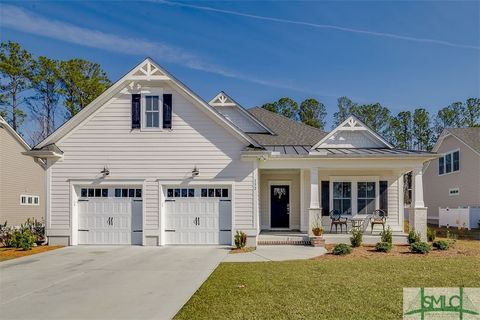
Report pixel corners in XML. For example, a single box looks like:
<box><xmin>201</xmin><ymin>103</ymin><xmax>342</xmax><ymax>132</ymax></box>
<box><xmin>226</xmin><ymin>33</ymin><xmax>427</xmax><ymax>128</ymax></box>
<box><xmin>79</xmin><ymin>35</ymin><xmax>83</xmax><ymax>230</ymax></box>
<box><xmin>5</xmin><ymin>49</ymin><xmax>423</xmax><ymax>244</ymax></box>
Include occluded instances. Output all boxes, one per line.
<box><xmin>257</xmin><ymin>239</ymin><xmax>311</xmax><ymax>246</ymax></box>
<box><xmin>257</xmin><ymin>233</ymin><xmax>311</xmax><ymax>246</ymax></box>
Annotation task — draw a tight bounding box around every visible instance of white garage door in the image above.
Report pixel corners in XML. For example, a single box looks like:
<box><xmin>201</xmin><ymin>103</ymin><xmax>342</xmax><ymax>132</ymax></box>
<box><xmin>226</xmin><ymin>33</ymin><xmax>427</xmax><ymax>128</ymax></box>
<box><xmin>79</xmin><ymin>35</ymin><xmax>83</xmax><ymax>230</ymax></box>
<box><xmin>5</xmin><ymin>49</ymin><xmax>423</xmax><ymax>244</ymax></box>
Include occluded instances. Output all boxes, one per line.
<box><xmin>165</xmin><ymin>187</ymin><xmax>232</xmax><ymax>245</ymax></box>
<box><xmin>78</xmin><ymin>187</ymin><xmax>142</xmax><ymax>245</ymax></box>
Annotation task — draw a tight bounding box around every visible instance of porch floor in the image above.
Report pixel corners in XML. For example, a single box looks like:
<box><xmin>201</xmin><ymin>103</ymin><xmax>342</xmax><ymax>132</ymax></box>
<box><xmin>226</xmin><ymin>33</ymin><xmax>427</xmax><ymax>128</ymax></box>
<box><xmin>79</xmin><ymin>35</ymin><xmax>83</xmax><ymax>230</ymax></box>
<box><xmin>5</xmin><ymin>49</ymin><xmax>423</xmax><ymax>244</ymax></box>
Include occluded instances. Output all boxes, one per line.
<box><xmin>258</xmin><ymin>230</ymin><xmax>408</xmax><ymax>245</ymax></box>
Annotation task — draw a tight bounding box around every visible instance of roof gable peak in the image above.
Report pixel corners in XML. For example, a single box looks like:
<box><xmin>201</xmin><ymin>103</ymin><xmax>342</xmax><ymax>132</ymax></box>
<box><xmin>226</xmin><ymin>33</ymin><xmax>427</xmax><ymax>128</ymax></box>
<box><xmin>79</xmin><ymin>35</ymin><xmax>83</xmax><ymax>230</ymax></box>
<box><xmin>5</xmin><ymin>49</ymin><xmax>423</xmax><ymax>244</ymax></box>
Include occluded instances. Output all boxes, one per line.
<box><xmin>312</xmin><ymin>115</ymin><xmax>393</xmax><ymax>149</ymax></box>
<box><xmin>209</xmin><ymin>91</ymin><xmax>237</xmax><ymax>107</ymax></box>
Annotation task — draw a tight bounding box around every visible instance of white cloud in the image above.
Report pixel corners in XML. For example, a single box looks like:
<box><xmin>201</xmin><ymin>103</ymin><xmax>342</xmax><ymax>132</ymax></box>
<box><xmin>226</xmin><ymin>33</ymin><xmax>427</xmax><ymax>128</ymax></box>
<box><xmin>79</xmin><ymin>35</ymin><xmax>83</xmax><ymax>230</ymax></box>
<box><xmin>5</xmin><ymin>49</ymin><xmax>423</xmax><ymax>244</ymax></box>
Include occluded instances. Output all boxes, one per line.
<box><xmin>0</xmin><ymin>4</ymin><xmax>336</xmax><ymax>96</ymax></box>
<box><xmin>160</xmin><ymin>1</ymin><xmax>480</xmax><ymax>51</ymax></box>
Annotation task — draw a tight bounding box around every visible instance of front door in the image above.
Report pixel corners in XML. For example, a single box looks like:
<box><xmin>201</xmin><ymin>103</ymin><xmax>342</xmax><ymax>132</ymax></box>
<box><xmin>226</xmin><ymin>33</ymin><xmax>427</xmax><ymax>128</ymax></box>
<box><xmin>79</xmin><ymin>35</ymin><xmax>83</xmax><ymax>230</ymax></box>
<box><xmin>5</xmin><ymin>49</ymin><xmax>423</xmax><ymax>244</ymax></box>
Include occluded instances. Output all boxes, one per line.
<box><xmin>270</xmin><ymin>185</ymin><xmax>290</xmax><ymax>228</ymax></box>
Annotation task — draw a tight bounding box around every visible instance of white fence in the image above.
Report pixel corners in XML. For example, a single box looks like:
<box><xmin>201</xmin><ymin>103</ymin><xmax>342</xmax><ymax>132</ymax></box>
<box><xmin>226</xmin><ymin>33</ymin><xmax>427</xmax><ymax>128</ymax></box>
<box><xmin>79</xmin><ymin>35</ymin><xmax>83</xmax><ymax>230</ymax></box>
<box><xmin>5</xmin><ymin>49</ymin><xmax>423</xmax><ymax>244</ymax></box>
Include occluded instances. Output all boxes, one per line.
<box><xmin>439</xmin><ymin>207</ymin><xmax>480</xmax><ymax>230</ymax></box>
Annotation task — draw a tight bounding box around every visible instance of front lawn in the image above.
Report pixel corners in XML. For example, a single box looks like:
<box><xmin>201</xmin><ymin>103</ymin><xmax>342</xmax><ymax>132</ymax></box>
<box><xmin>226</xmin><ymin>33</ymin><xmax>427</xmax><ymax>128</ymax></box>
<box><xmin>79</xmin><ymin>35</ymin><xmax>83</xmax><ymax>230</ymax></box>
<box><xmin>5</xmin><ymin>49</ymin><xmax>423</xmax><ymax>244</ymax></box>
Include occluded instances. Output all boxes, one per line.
<box><xmin>0</xmin><ymin>246</ymin><xmax>63</xmax><ymax>262</ymax></box>
<box><xmin>175</xmin><ymin>240</ymin><xmax>480</xmax><ymax>320</ymax></box>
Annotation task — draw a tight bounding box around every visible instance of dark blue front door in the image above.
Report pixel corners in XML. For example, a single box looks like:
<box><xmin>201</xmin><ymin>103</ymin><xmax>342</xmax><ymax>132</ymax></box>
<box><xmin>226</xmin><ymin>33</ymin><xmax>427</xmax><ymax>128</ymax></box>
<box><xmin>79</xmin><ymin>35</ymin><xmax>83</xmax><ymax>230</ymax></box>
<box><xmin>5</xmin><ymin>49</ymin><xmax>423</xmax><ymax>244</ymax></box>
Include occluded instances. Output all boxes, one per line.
<box><xmin>270</xmin><ymin>185</ymin><xmax>289</xmax><ymax>228</ymax></box>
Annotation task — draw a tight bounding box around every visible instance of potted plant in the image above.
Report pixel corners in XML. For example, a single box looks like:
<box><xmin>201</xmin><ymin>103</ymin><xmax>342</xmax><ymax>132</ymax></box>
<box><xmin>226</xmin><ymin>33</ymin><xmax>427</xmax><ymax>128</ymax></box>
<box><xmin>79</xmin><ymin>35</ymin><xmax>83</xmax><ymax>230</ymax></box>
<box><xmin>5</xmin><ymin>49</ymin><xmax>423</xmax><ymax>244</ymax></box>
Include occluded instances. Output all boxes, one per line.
<box><xmin>310</xmin><ymin>214</ymin><xmax>325</xmax><ymax>247</ymax></box>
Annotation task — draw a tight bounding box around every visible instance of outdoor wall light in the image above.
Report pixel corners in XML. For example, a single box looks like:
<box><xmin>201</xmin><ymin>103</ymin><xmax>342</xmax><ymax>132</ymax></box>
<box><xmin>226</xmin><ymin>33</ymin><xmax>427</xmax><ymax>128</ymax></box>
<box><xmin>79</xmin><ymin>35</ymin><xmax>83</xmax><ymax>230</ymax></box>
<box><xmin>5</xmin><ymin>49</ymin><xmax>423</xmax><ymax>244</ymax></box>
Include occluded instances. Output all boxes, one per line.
<box><xmin>101</xmin><ymin>165</ymin><xmax>110</xmax><ymax>177</ymax></box>
<box><xmin>192</xmin><ymin>166</ymin><xmax>199</xmax><ymax>178</ymax></box>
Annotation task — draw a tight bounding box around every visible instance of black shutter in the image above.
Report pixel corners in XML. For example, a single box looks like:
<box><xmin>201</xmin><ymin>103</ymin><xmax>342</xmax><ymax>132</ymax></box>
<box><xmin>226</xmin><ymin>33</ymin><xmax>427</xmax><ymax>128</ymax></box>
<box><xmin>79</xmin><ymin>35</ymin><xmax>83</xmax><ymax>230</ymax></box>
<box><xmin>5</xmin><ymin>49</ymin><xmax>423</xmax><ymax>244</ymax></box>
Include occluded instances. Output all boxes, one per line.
<box><xmin>380</xmin><ymin>181</ymin><xmax>388</xmax><ymax>215</ymax></box>
<box><xmin>321</xmin><ymin>181</ymin><xmax>330</xmax><ymax>216</ymax></box>
<box><xmin>163</xmin><ymin>94</ymin><xmax>172</xmax><ymax>129</ymax></box>
<box><xmin>131</xmin><ymin>94</ymin><xmax>141</xmax><ymax>129</ymax></box>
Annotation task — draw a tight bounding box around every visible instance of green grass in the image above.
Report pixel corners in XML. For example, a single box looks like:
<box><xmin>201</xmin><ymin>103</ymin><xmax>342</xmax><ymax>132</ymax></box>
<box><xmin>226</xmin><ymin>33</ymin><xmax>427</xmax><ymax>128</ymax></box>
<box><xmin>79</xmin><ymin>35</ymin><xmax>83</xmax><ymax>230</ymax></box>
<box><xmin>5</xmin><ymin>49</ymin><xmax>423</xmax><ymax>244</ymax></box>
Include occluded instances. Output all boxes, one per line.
<box><xmin>175</xmin><ymin>255</ymin><xmax>480</xmax><ymax>320</ymax></box>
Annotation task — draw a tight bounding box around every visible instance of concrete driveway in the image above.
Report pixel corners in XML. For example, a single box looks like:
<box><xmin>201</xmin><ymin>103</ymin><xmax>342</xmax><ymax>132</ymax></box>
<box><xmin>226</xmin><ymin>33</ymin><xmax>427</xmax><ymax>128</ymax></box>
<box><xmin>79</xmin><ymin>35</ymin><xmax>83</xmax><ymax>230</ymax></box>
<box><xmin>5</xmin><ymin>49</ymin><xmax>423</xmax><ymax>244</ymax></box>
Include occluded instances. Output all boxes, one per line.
<box><xmin>0</xmin><ymin>246</ymin><xmax>228</xmax><ymax>320</ymax></box>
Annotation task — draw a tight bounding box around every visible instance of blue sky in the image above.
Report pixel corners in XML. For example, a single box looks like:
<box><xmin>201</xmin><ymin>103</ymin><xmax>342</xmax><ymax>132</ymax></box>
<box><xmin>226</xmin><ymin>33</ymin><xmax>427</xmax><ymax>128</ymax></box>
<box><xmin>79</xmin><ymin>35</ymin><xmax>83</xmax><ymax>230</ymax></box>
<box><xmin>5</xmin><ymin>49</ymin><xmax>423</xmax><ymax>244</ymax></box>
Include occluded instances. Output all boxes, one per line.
<box><xmin>1</xmin><ymin>0</ymin><xmax>479</xmax><ymax>132</ymax></box>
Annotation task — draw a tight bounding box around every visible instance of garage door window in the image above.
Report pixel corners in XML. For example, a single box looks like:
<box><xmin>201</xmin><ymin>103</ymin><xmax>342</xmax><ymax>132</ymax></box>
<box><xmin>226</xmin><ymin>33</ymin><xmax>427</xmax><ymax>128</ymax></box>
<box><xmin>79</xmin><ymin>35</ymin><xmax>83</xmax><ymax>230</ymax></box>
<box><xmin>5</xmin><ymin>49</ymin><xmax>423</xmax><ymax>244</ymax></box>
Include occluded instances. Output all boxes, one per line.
<box><xmin>81</xmin><ymin>188</ymin><xmax>109</xmax><ymax>198</ymax></box>
<box><xmin>201</xmin><ymin>188</ymin><xmax>229</xmax><ymax>198</ymax></box>
<box><xmin>167</xmin><ymin>188</ymin><xmax>195</xmax><ymax>198</ymax></box>
<box><xmin>114</xmin><ymin>188</ymin><xmax>142</xmax><ymax>198</ymax></box>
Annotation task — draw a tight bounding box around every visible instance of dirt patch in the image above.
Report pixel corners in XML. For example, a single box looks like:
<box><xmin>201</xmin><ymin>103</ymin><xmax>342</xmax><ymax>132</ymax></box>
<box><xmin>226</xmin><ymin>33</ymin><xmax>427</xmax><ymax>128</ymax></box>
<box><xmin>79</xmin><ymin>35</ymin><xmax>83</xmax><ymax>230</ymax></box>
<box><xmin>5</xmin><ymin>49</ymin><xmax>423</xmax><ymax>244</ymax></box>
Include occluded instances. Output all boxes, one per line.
<box><xmin>230</xmin><ymin>247</ymin><xmax>256</xmax><ymax>254</ymax></box>
<box><xmin>0</xmin><ymin>246</ymin><xmax>64</xmax><ymax>262</ymax></box>
<box><xmin>316</xmin><ymin>239</ymin><xmax>480</xmax><ymax>260</ymax></box>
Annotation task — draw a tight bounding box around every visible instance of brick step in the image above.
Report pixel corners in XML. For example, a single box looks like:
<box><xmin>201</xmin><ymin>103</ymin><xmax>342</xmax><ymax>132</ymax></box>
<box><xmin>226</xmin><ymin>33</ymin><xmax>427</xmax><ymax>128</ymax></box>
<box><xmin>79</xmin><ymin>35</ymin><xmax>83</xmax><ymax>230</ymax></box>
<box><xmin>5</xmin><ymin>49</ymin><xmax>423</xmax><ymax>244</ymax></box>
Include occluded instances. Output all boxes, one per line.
<box><xmin>257</xmin><ymin>240</ymin><xmax>311</xmax><ymax>246</ymax></box>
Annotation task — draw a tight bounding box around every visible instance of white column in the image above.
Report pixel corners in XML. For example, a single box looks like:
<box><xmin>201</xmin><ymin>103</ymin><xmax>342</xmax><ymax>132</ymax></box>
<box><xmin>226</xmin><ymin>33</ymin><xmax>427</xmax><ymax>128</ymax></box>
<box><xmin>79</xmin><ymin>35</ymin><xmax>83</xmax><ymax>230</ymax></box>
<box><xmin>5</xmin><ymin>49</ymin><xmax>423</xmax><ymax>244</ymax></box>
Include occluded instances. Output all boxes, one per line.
<box><xmin>308</xmin><ymin>167</ymin><xmax>321</xmax><ymax>236</ymax></box>
<box><xmin>408</xmin><ymin>164</ymin><xmax>427</xmax><ymax>241</ymax></box>
<box><xmin>300</xmin><ymin>169</ymin><xmax>306</xmax><ymax>232</ymax></box>
<box><xmin>309</xmin><ymin>167</ymin><xmax>320</xmax><ymax>209</ymax></box>
<box><xmin>412</xmin><ymin>165</ymin><xmax>425</xmax><ymax>208</ymax></box>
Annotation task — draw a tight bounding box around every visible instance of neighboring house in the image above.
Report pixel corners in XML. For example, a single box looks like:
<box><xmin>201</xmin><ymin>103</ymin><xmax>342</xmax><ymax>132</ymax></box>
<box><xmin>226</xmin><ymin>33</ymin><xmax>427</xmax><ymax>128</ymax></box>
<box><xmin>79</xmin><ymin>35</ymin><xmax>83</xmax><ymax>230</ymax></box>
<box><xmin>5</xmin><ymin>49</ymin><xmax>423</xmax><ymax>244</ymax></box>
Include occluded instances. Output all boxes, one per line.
<box><xmin>26</xmin><ymin>58</ymin><xmax>436</xmax><ymax>246</ymax></box>
<box><xmin>0</xmin><ymin>116</ymin><xmax>45</xmax><ymax>226</ymax></box>
<box><xmin>424</xmin><ymin>128</ymin><xmax>480</xmax><ymax>224</ymax></box>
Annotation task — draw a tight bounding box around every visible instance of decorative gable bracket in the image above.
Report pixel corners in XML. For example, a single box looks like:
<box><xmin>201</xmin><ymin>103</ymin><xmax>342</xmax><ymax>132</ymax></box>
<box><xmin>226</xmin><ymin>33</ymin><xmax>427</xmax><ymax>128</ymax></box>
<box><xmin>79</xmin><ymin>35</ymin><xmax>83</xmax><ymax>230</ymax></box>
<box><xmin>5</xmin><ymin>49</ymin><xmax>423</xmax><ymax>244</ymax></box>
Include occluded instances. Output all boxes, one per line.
<box><xmin>129</xmin><ymin>60</ymin><xmax>170</xmax><ymax>81</ymax></box>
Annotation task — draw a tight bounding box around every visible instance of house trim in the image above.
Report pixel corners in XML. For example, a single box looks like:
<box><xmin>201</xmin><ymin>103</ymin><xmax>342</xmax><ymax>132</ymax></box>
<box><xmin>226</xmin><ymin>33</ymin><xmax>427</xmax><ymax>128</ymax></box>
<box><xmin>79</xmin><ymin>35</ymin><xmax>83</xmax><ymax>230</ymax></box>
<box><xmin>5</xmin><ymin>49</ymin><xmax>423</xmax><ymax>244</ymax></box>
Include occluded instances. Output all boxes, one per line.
<box><xmin>312</xmin><ymin>115</ymin><xmax>394</xmax><ymax>150</ymax></box>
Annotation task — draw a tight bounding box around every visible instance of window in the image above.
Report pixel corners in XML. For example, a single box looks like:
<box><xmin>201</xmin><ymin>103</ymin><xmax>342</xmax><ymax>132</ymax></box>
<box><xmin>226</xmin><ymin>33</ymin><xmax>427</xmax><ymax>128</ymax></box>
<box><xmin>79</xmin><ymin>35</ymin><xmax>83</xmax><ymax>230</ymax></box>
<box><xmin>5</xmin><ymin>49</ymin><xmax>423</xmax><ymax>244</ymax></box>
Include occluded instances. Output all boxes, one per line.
<box><xmin>445</xmin><ymin>153</ymin><xmax>452</xmax><ymax>173</ymax></box>
<box><xmin>114</xmin><ymin>188</ymin><xmax>141</xmax><ymax>198</ymax></box>
<box><xmin>145</xmin><ymin>96</ymin><xmax>160</xmax><ymax>128</ymax></box>
<box><xmin>167</xmin><ymin>188</ymin><xmax>229</xmax><ymax>198</ymax></box>
<box><xmin>333</xmin><ymin>182</ymin><xmax>351</xmax><ymax>215</ymax></box>
<box><xmin>449</xmin><ymin>188</ymin><xmax>459</xmax><ymax>196</ymax></box>
<box><xmin>439</xmin><ymin>150</ymin><xmax>460</xmax><ymax>175</ymax></box>
<box><xmin>20</xmin><ymin>195</ymin><xmax>39</xmax><ymax>206</ymax></box>
<box><xmin>357</xmin><ymin>182</ymin><xmax>376</xmax><ymax>214</ymax></box>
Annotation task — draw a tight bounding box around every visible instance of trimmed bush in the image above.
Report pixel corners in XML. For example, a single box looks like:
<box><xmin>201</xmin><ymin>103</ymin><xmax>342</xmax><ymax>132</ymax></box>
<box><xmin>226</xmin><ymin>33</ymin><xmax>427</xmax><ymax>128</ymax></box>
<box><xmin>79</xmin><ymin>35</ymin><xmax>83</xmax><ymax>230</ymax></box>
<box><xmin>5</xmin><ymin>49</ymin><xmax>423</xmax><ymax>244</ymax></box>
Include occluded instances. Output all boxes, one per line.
<box><xmin>410</xmin><ymin>241</ymin><xmax>431</xmax><ymax>254</ymax></box>
<box><xmin>380</xmin><ymin>227</ymin><xmax>393</xmax><ymax>244</ymax></box>
<box><xmin>407</xmin><ymin>230</ymin><xmax>421</xmax><ymax>244</ymax></box>
<box><xmin>332</xmin><ymin>243</ymin><xmax>352</xmax><ymax>255</ymax></box>
<box><xmin>350</xmin><ymin>229</ymin><xmax>363</xmax><ymax>248</ymax></box>
<box><xmin>11</xmin><ymin>229</ymin><xmax>35</xmax><ymax>250</ymax></box>
<box><xmin>375</xmin><ymin>241</ymin><xmax>392</xmax><ymax>253</ymax></box>
<box><xmin>234</xmin><ymin>231</ymin><xmax>247</xmax><ymax>249</ymax></box>
<box><xmin>427</xmin><ymin>228</ymin><xmax>436</xmax><ymax>242</ymax></box>
<box><xmin>433</xmin><ymin>240</ymin><xmax>450</xmax><ymax>250</ymax></box>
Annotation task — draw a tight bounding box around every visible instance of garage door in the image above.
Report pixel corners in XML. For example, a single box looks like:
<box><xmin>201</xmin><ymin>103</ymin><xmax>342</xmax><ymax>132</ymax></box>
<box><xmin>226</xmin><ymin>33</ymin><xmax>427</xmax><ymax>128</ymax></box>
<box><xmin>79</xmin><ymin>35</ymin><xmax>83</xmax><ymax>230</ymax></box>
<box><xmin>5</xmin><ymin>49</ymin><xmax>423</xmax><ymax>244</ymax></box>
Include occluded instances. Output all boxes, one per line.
<box><xmin>78</xmin><ymin>187</ymin><xmax>142</xmax><ymax>245</ymax></box>
<box><xmin>165</xmin><ymin>187</ymin><xmax>232</xmax><ymax>245</ymax></box>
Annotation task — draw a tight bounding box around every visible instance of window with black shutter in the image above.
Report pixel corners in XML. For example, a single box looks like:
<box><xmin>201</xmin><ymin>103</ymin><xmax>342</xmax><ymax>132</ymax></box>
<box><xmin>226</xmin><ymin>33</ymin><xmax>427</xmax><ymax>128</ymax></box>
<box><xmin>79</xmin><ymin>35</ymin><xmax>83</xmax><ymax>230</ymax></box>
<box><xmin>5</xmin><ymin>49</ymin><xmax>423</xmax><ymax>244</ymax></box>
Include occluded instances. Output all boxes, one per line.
<box><xmin>163</xmin><ymin>94</ymin><xmax>172</xmax><ymax>129</ymax></box>
<box><xmin>321</xmin><ymin>181</ymin><xmax>330</xmax><ymax>216</ymax></box>
<box><xmin>379</xmin><ymin>181</ymin><xmax>388</xmax><ymax>215</ymax></box>
<box><xmin>131</xmin><ymin>94</ymin><xmax>141</xmax><ymax>129</ymax></box>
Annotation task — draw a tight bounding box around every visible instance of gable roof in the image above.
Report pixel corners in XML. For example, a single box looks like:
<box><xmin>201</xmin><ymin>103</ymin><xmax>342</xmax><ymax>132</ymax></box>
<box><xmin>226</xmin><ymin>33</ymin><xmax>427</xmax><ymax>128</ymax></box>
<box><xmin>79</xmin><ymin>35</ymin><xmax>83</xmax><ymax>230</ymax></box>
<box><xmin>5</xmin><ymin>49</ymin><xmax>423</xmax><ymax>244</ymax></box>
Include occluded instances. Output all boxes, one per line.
<box><xmin>0</xmin><ymin>116</ymin><xmax>30</xmax><ymax>150</ymax></box>
<box><xmin>209</xmin><ymin>92</ymin><xmax>273</xmax><ymax>134</ymax></box>
<box><xmin>247</xmin><ymin>107</ymin><xmax>327</xmax><ymax>146</ymax></box>
<box><xmin>433</xmin><ymin>127</ymin><xmax>480</xmax><ymax>155</ymax></box>
<box><xmin>34</xmin><ymin>58</ymin><xmax>260</xmax><ymax>149</ymax></box>
<box><xmin>312</xmin><ymin>115</ymin><xmax>394</xmax><ymax>150</ymax></box>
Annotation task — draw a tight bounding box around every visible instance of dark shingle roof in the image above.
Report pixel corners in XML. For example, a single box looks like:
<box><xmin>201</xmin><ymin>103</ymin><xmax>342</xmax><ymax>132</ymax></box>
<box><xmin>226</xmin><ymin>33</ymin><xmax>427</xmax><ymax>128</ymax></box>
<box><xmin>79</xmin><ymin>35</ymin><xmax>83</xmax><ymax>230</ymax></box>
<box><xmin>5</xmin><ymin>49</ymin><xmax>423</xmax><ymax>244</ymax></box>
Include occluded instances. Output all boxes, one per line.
<box><xmin>247</xmin><ymin>107</ymin><xmax>327</xmax><ymax>146</ymax></box>
<box><xmin>446</xmin><ymin>127</ymin><xmax>480</xmax><ymax>154</ymax></box>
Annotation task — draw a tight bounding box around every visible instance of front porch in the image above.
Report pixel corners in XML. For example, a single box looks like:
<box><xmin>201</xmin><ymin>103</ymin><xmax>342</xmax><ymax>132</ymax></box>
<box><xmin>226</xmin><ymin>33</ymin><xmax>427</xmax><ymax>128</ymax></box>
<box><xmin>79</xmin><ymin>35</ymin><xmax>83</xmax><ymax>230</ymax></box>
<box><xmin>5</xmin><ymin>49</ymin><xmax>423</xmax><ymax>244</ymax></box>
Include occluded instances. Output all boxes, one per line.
<box><xmin>256</xmin><ymin>163</ymin><xmax>427</xmax><ymax>245</ymax></box>
<box><xmin>257</xmin><ymin>230</ymin><xmax>408</xmax><ymax>246</ymax></box>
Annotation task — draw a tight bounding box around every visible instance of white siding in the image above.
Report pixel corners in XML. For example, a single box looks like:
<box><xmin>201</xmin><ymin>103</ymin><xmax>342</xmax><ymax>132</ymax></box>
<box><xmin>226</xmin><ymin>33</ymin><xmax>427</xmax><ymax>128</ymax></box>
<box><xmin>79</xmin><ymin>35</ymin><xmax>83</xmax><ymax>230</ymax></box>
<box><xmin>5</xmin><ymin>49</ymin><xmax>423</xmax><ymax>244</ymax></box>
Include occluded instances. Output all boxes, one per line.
<box><xmin>48</xmin><ymin>82</ymin><xmax>254</xmax><ymax>243</ymax></box>
<box><xmin>213</xmin><ymin>106</ymin><xmax>267</xmax><ymax>133</ymax></box>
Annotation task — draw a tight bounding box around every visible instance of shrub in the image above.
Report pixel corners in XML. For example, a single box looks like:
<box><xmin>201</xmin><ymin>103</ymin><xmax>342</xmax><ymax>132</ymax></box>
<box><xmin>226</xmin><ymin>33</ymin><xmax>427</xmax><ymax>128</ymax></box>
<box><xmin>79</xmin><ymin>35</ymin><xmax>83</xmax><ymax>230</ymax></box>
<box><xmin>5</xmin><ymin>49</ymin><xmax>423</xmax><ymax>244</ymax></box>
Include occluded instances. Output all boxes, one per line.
<box><xmin>11</xmin><ymin>229</ymin><xmax>35</xmax><ymax>250</ymax></box>
<box><xmin>332</xmin><ymin>243</ymin><xmax>352</xmax><ymax>255</ymax></box>
<box><xmin>0</xmin><ymin>221</ymin><xmax>15</xmax><ymax>247</ymax></box>
<box><xmin>427</xmin><ymin>227</ymin><xmax>436</xmax><ymax>242</ymax></box>
<box><xmin>407</xmin><ymin>230</ymin><xmax>421</xmax><ymax>244</ymax></box>
<box><xmin>375</xmin><ymin>241</ymin><xmax>392</xmax><ymax>253</ymax></box>
<box><xmin>410</xmin><ymin>241</ymin><xmax>431</xmax><ymax>254</ymax></box>
<box><xmin>380</xmin><ymin>227</ymin><xmax>393</xmax><ymax>244</ymax></box>
<box><xmin>23</xmin><ymin>218</ymin><xmax>45</xmax><ymax>243</ymax></box>
<box><xmin>350</xmin><ymin>229</ymin><xmax>363</xmax><ymax>247</ymax></box>
<box><xmin>234</xmin><ymin>231</ymin><xmax>247</xmax><ymax>249</ymax></box>
<box><xmin>433</xmin><ymin>240</ymin><xmax>450</xmax><ymax>250</ymax></box>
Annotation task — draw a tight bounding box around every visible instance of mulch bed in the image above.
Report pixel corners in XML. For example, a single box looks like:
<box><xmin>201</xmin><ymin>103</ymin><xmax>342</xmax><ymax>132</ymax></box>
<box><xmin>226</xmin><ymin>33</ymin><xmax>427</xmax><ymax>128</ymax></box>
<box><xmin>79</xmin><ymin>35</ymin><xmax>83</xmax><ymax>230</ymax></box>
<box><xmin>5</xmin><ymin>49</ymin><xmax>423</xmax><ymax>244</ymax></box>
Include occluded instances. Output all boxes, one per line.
<box><xmin>317</xmin><ymin>239</ymin><xmax>479</xmax><ymax>260</ymax></box>
<box><xmin>0</xmin><ymin>246</ymin><xmax>64</xmax><ymax>262</ymax></box>
<box><xmin>230</xmin><ymin>247</ymin><xmax>256</xmax><ymax>254</ymax></box>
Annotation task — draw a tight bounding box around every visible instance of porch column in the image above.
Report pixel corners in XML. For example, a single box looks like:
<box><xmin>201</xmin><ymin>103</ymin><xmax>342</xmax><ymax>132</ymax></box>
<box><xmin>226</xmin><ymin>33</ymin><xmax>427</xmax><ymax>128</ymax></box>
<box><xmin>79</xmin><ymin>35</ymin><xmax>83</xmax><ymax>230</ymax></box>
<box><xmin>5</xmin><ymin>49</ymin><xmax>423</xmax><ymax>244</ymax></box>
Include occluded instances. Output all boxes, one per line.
<box><xmin>408</xmin><ymin>164</ymin><xmax>427</xmax><ymax>241</ymax></box>
<box><xmin>308</xmin><ymin>167</ymin><xmax>321</xmax><ymax>236</ymax></box>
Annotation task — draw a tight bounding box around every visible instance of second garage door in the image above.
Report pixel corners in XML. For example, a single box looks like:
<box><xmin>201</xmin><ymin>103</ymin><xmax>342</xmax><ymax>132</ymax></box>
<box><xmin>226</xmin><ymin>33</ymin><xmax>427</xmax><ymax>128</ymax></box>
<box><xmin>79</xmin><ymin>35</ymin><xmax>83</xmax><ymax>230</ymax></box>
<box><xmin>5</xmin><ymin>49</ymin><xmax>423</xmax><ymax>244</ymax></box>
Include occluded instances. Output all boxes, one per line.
<box><xmin>164</xmin><ymin>186</ymin><xmax>232</xmax><ymax>245</ymax></box>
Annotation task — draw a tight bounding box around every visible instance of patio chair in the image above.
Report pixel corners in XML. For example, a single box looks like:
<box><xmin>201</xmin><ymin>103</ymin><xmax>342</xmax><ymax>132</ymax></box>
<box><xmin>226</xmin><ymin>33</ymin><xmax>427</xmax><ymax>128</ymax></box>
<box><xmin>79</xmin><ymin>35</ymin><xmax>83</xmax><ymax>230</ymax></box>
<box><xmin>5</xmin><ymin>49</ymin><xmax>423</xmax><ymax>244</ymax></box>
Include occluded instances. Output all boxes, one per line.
<box><xmin>370</xmin><ymin>209</ymin><xmax>387</xmax><ymax>233</ymax></box>
<box><xmin>329</xmin><ymin>209</ymin><xmax>348</xmax><ymax>233</ymax></box>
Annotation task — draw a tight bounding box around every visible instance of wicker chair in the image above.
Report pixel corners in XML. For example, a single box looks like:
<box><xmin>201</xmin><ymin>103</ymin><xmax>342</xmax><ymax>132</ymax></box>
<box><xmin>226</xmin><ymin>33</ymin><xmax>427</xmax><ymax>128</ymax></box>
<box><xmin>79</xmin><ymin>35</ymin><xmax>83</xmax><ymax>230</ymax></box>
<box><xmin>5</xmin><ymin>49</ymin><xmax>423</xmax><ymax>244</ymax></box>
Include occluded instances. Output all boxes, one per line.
<box><xmin>370</xmin><ymin>209</ymin><xmax>387</xmax><ymax>233</ymax></box>
<box><xmin>329</xmin><ymin>209</ymin><xmax>348</xmax><ymax>233</ymax></box>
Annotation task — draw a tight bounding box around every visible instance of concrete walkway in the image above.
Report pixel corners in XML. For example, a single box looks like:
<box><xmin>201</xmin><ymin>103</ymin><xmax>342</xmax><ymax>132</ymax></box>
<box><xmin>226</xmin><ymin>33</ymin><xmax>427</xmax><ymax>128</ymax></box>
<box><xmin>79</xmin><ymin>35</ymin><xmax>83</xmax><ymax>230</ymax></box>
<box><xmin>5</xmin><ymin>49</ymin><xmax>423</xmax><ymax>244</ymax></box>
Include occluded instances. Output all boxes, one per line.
<box><xmin>223</xmin><ymin>245</ymin><xmax>327</xmax><ymax>262</ymax></box>
<box><xmin>0</xmin><ymin>246</ymin><xmax>228</xmax><ymax>320</ymax></box>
